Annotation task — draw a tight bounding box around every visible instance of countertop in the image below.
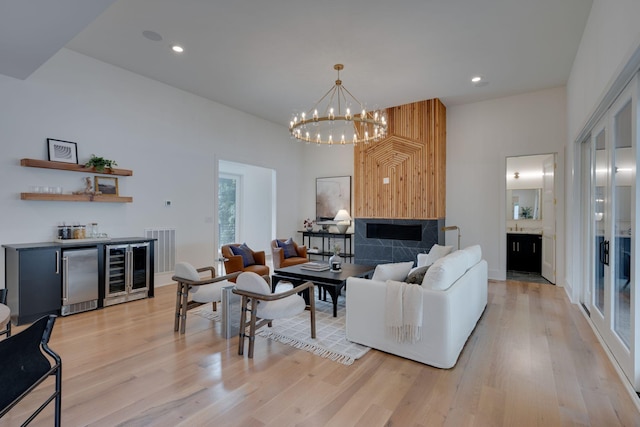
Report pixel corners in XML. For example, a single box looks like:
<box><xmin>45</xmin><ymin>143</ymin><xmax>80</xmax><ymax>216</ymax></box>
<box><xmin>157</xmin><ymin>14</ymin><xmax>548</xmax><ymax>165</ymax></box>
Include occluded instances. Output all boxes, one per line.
<box><xmin>2</xmin><ymin>237</ymin><xmax>156</xmax><ymax>250</ymax></box>
<box><xmin>506</xmin><ymin>230</ymin><xmax>542</xmax><ymax>235</ymax></box>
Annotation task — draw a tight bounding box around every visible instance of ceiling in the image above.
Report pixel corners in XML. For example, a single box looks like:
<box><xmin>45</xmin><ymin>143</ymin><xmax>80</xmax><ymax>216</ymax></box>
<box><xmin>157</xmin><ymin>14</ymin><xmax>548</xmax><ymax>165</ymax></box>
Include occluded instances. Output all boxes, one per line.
<box><xmin>2</xmin><ymin>0</ymin><xmax>593</xmax><ymax>127</ymax></box>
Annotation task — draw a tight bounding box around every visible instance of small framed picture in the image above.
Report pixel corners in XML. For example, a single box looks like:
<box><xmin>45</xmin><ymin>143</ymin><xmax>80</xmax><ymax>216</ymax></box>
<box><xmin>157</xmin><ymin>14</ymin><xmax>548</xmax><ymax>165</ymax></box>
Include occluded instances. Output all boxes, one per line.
<box><xmin>95</xmin><ymin>176</ymin><xmax>119</xmax><ymax>195</ymax></box>
<box><xmin>47</xmin><ymin>138</ymin><xmax>78</xmax><ymax>164</ymax></box>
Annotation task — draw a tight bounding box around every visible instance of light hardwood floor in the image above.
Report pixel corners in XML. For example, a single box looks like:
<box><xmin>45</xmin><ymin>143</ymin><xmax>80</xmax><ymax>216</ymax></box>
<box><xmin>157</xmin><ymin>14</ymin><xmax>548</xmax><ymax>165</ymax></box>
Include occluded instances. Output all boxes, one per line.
<box><xmin>2</xmin><ymin>280</ymin><xmax>639</xmax><ymax>426</ymax></box>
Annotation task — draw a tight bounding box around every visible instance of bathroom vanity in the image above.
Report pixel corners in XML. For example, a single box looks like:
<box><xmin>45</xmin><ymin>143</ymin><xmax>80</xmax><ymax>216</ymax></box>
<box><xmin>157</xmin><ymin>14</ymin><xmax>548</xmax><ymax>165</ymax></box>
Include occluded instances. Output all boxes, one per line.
<box><xmin>506</xmin><ymin>232</ymin><xmax>542</xmax><ymax>273</ymax></box>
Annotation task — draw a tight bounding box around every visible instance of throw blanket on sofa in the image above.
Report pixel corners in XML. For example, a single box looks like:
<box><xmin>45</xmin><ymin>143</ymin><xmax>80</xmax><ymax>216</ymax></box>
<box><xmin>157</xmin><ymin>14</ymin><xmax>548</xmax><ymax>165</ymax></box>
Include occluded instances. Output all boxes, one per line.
<box><xmin>384</xmin><ymin>280</ymin><xmax>423</xmax><ymax>343</ymax></box>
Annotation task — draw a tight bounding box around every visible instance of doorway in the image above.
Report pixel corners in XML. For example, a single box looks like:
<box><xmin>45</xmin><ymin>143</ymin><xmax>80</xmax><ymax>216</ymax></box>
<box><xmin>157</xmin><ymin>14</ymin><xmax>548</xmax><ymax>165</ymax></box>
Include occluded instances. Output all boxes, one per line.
<box><xmin>505</xmin><ymin>154</ymin><xmax>556</xmax><ymax>284</ymax></box>
<box><xmin>217</xmin><ymin>160</ymin><xmax>276</xmax><ymax>257</ymax></box>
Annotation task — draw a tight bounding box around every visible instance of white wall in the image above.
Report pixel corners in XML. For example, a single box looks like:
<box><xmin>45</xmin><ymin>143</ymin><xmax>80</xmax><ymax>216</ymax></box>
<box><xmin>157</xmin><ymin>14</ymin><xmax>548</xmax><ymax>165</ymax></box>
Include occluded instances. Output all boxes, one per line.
<box><xmin>446</xmin><ymin>87</ymin><xmax>567</xmax><ymax>282</ymax></box>
<box><xmin>565</xmin><ymin>0</ymin><xmax>640</xmax><ymax>300</ymax></box>
<box><xmin>0</xmin><ymin>48</ymin><xmax>302</xmax><ymax>287</ymax></box>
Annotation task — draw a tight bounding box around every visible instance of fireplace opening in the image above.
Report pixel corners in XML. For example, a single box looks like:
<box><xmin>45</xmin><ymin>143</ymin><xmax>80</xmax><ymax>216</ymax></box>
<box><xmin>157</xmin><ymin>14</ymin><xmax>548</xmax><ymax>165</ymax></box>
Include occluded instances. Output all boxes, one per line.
<box><xmin>366</xmin><ymin>223</ymin><xmax>422</xmax><ymax>241</ymax></box>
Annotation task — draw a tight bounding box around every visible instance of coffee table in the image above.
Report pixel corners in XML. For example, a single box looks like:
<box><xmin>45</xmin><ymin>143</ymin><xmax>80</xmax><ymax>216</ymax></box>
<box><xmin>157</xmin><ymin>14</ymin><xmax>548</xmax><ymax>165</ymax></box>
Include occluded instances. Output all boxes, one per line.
<box><xmin>272</xmin><ymin>263</ymin><xmax>375</xmax><ymax>317</ymax></box>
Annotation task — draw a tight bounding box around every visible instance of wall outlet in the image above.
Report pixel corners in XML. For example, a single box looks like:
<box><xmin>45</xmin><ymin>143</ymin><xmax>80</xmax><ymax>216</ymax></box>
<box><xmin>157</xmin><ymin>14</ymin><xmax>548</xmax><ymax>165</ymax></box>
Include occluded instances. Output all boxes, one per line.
<box><xmin>383</xmin><ymin>177</ymin><xmax>390</xmax><ymax>184</ymax></box>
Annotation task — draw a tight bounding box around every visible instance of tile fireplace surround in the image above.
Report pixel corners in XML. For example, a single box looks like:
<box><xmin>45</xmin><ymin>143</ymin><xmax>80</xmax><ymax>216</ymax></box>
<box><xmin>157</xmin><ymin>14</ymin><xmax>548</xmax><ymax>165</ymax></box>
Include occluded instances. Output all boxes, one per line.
<box><xmin>354</xmin><ymin>218</ymin><xmax>445</xmax><ymax>265</ymax></box>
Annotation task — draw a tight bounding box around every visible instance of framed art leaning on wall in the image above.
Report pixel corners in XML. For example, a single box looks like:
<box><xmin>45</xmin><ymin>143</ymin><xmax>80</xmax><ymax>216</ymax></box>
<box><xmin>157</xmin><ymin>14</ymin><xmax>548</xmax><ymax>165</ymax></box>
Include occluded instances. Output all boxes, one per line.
<box><xmin>47</xmin><ymin>138</ymin><xmax>78</xmax><ymax>164</ymax></box>
<box><xmin>95</xmin><ymin>176</ymin><xmax>119</xmax><ymax>195</ymax></box>
<box><xmin>316</xmin><ymin>176</ymin><xmax>351</xmax><ymax>221</ymax></box>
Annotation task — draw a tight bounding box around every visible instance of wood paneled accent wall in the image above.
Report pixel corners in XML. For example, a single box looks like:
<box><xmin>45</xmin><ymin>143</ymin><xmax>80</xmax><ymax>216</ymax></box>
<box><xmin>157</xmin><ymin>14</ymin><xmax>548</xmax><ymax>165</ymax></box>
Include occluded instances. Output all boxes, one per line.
<box><xmin>354</xmin><ymin>99</ymin><xmax>446</xmax><ymax>219</ymax></box>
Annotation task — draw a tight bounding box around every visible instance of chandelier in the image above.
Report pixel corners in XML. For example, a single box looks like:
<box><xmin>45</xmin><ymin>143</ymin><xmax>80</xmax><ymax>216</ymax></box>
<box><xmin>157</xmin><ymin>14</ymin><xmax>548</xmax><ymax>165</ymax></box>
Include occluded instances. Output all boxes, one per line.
<box><xmin>289</xmin><ymin>64</ymin><xmax>387</xmax><ymax>145</ymax></box>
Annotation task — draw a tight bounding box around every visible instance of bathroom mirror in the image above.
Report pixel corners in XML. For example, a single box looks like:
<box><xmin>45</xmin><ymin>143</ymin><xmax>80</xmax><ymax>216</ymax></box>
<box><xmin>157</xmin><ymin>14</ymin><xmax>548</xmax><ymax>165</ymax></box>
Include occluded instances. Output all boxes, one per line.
<box><xmin>507</xmin><ymin>188</ymin><xmax>542</xmax><ymax>220</ymax></box>
<box><xmin>506</xmin><ymin>154</ymin><xmax>551</xmax><ymax>222</ymax></box>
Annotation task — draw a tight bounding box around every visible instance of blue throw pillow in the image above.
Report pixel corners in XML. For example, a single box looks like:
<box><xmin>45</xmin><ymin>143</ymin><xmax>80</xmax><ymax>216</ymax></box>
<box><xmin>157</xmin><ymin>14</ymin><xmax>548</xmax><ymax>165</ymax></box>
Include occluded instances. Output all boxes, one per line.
<box><xmin>230</xmin><ymin>243</ymin><xmax>256</xmax><ymax>267</ymax></box>
<box><xmin>277</xmin><ymin>238</ymin><xmax>298</xmax><ymax>259</ymax></box>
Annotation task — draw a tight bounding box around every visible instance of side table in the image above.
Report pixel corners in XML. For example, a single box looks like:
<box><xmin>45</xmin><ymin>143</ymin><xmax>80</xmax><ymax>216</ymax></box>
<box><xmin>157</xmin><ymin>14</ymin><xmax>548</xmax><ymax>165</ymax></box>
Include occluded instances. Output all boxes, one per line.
<box><xmin>221</xmin><ymin>285</ymin><xmax>240</xmax><ymax>338</ymax></box>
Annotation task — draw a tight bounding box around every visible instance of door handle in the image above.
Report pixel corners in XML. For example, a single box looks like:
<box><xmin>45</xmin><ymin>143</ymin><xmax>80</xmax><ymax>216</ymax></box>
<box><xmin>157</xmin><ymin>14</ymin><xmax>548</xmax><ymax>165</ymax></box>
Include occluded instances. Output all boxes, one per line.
<box><xmin>533</xmin><ymin>243</ymin><xmax>536</xmax><ymax>254</ymax></box>
<box><xmin>62</xmin><ymin>256</ymin><xmax>68</xmax><ymax>302</ymax></box>
<box><xmin>127</xmin><ymin>250</ymin><xmax>133</xmax><ymax>292</ymax></box>
<box><xmin>599</xmin><ymin>240</ymin><xmax>610</xmax><ymax>266</ymax></box>
<box><xmin>55</xmin><ymin>250</ymin><xmax>60</xmax><ymax>274</ymax></box>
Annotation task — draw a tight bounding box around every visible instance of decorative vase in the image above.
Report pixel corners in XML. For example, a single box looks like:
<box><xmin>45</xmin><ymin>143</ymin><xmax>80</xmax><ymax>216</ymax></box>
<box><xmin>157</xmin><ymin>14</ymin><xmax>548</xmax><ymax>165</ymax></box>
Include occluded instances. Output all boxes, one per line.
<box><xmin>335</xmin><ymin>223</ymin><xmax>349</xmax><ymax>234</ymax></box>
<box><xmin>306</xmin><ymin>227</ymin><xmax>313</xmax><ymax>232</ymax></box>
<box><xmin>329</xmin><ymin>251</ymin><xmax>341</xmax><ymax>271</ymax></box>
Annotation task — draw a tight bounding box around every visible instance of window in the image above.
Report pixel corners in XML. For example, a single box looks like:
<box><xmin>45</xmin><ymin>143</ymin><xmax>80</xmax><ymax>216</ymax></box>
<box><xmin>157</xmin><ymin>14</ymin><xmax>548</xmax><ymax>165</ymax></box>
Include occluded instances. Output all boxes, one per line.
<box><xmin>218</xmin><ymin>174</ymin><xmax>240</xmax><ymax>247</ymax></box>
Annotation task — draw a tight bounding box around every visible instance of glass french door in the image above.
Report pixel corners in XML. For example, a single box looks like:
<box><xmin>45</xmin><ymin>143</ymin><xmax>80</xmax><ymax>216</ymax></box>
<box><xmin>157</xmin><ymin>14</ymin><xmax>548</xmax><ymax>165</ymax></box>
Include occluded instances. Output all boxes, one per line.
<box><xmin>587</xmin><ymin>75</ymin><xmax>637</xmax><ymax>389</ymax></box>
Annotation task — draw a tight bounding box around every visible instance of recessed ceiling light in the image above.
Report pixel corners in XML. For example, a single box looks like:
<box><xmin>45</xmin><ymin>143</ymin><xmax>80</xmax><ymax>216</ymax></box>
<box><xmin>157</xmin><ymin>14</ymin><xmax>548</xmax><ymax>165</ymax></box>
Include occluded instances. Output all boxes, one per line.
<box><xmin>471</xmin><ymin>75</ymin><xmax>489</xmax><ymax>87</ymax></box>
<box><xmin>172</xmin><ymin>45</ymin><xmax>184</xmax><ymax>53</ymax></box>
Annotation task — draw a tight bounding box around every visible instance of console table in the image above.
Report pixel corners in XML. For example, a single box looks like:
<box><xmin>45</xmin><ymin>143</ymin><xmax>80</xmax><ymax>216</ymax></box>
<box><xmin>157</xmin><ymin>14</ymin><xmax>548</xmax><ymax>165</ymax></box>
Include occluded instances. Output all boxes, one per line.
<box><xmin>298</xmin><ymin>231</ymin><xmax>353</xmax><ymax>261</ymax></box>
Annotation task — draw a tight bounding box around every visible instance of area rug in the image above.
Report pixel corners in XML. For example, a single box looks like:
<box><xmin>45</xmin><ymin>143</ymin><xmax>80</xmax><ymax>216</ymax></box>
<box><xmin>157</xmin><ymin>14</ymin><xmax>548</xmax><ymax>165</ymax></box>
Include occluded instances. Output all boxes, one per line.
<box><xmin>256</xmin><ymin>290</ymin><xmax>370</xmax><ymax>365</ymax></box>
<box><xmin>191</xmin><ymin>304</ymin><xmax>222</xmax><ymax>321</ymax></box>
<box><xmin>192</xmin><ymin>289</ymin><xmax>370</xmax><ymax>365</ymax></box>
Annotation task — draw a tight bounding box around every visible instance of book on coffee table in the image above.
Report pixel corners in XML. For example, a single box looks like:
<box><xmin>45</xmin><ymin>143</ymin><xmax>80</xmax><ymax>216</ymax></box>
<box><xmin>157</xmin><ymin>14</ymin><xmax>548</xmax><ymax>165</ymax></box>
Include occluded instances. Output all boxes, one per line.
<box><xmin>300</xmin><ymin>262</ymin><xmax>330</xmax><ymax>271</ymax></box>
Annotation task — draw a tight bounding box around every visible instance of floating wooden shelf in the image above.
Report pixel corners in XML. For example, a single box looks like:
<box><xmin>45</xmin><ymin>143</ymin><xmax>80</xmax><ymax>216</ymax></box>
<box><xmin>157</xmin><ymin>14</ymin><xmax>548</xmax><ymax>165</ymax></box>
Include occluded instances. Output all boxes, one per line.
<box><xmin>20</xmin><ymin>193</ymin><xmax>133</xmax><ymax>203</ymax></box>
<box><xmin>20</xmin><ymin>158</ymin><xmax>133</xmax><ymax>176</ymax></box>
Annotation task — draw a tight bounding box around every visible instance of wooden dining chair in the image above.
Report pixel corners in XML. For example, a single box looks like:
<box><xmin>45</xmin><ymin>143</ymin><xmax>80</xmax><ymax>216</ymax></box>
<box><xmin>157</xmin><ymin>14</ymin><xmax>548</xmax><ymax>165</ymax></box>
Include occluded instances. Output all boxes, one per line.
<box><xmin>233</xmin><ymin>272</ymin><xmax>315</xmax><ymax>358</ymax></box>
<box><xmin>172</xmin><ymin>262</ymin><xmax>240</xmax><ymax>334</ymax></box>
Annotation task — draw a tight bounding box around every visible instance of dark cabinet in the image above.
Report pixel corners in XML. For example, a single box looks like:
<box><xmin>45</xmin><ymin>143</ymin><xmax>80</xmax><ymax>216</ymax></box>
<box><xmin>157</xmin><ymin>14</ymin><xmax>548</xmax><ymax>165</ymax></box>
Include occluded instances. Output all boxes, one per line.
<box><xmin>4</xmin><ymin>237</ymin><xmax>155</xmax><ymax>325</ymax></box>
<box><xmin>507</xmin><ymin>233</ymin><xmax>542</xmax><ymax>273</ymax></box>
<box><xmin>5</xmin><ymin>246</ymin><xmax>62</xmax><ymax>325</ymax></box>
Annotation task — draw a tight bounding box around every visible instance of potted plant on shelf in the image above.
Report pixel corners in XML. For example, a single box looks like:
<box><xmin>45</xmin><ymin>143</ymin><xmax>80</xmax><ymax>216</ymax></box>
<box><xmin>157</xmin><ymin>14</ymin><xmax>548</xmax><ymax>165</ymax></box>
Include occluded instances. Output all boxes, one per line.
<box><xmin>85</xmin><ymin>154</ymin><xmax>118</xmax><ymax>172</ymax></box>
<box><xmin>303</xmin><ymin>218</ymin><xmax>314</xmax><ymax>232</ymax></box>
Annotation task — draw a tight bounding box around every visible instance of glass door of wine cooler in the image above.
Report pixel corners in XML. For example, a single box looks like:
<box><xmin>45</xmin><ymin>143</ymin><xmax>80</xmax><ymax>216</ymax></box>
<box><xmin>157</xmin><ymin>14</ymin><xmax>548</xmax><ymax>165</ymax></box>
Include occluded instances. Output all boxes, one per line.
<box><xmin>105</xmin><ymin>242</ymin><xmax>150</xmax><ymax>306</ymax></box>
<box><xmin>130</xmin><ymin>243</ymin><xmax>150</xmax><ymax>294</ymax></box>
<box><xmin>106</xmin><ymin>245</ymin><xmax>128</xmax><ymax>298</ymax></box>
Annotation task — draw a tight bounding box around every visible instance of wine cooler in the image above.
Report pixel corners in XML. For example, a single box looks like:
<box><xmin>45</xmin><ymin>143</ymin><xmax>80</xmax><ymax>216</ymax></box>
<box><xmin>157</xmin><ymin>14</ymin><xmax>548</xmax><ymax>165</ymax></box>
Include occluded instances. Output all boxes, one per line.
<box><xmin>104</xmin><ymin>242</ymin><xmax>150</xmax><ymax>307</ymax></box>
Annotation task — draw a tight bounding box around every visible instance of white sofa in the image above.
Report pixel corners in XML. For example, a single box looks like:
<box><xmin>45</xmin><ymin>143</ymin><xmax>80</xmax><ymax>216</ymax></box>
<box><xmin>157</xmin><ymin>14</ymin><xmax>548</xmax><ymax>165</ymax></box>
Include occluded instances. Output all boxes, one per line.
<box><xmin>345</xmin><ymin>245</ymin><xmax>488</xmax><ymax>368</ymax></box>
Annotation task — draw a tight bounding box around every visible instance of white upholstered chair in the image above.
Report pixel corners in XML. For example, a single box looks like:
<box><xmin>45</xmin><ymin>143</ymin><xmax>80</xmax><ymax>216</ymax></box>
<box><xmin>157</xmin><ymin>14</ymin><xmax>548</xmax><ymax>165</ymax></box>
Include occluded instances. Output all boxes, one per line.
<box><xmin>172</xmin><ymin>262</ymin><xmax>240</xmax><ymax>334</ymax></box>
<box><xmin>233</xmin><ymin>272</ymin><xmax>316</xmax><ymax>358</ymax></box>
